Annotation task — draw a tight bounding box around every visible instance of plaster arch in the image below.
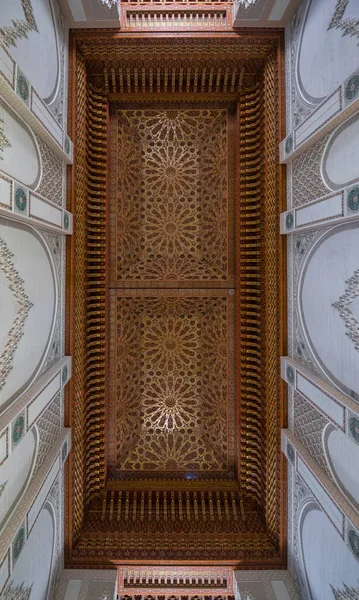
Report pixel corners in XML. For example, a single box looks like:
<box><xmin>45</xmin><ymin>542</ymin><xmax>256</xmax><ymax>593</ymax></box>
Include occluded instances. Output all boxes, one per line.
<box><xmin>0</xmin><ymin>218</ymin><xmax>57</xmax><ymax>412</ymax></box>
<box><xmin>298</xmin><ymin>222</ymin><xmax>359</xmax><ymax>400</ymax></box>
<box><xmin>0</xmin><ymin>99</ymin><xmax>42</xmax><ymax>190</ymax></box>
<box><xmin>295</xmin><ymin>0</ymin><xmax>359</xmax><ymax>106</ymax></box>
<box><xmin>321</xmin><ymin>113</ymin><xmax>359</xmax><ymax>191</ymax></box>
<box><xmin>323</xmin><ymin>423</ymin><xmax>359</xmax><ymax>511</ymax></box>
<box><xmin>299</xmin><ymin>502</ymin><xmax>359</xmax><ymax>599</ymax></box>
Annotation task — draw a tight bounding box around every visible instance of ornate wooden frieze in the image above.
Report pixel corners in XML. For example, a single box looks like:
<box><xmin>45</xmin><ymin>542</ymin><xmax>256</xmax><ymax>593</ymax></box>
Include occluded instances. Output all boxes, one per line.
<box><xmin>88</xmin><ymin>487</ymin><xmax>245</xmax><ymax>531</ymax></box>
<box><xmin>119</xmin><ymin>3</ymin><xmax>233</xmax><ymax>31</ymax></box>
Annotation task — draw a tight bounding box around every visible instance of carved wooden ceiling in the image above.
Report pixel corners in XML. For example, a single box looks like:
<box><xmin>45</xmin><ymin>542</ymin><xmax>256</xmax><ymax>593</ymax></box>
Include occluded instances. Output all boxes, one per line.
<box><xmin>66</xmin><ymin>30</ymin><xmax>286</xmax><ymax>568</ymax></box>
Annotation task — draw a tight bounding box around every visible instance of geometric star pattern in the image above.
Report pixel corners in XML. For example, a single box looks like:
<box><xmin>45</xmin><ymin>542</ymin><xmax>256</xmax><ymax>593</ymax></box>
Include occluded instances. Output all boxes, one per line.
<box><xmin>109</xmin><ymin>291</ymin><xmax>235</xmax><ymax>474</ymax></box>
<box><xmin>110</xmin><ymin>108</ymin><xmax>230</xmax><ymax>284</ymax></box>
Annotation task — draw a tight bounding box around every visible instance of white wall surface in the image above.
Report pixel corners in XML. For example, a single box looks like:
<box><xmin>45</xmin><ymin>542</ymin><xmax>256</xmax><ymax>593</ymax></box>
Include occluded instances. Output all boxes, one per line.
<box><xmin>297</xmin><ymin>0</ymin><xmax>359</xmax><ymax>104</ymax></box>
<box><xmin>324</xmin><ymin>427</ymin><xmax>359</xmax><ymax>509</ymax></box>
<box><xmin>0</xmin><ymin>101</ymin><xmax>41</xmax><ymax>189</ymax></box>
<box><xmin>0</xmin><ymin>0</ymin><xmax>69</xmax><ymax>597</ymax></box>
<box><xmin>8</xmin><ymin>506</ymin><xmax>55</xmax><ymax>598</ymax></box>
<box><xmin>285</xmin><ymin>0</ymin><xmax>359</xmax><ymax>598</ymax></box>
<box><xmin>1</xmin><ymin>0</ymin><xmax>61</xmax><ymax>103</ymax></box>
<box><xmin>301</xmin><ymin>507</ymin><xmax>359</xmax><ymax>599</ymax></box>
<box><xmin>300</xmin><ymin>223</ymin><xmax>359</xmax><ymax>398</ymax></box>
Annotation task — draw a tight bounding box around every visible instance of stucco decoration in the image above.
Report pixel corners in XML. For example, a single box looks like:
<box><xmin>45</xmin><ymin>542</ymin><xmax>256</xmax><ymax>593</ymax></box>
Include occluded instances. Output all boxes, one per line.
<box><xmin>0</xmin><ymin>0</ymin><xmax>38</xmax><ymax>49</ymax></box>
<box><xmin>331</xmin><ymin>583</ymin><xmax>359</xmax><ymax>599</ymax></box>
<box><xmin>289</xmin><ymin>476</ymin><xmax>315</xmax><ymax>598</ymax></box>
<box><xmin>33</xmin><ymin>392</ymin><xmax>61</xmax><ymax>475</ymax></box>
<box><xmin>323</xmin><ymin>423</ymin><xmax>359</xmax><ymax>510</ymax></box>
<box><xmin>4</xmin><ymin>505</ymin><xmax>55</xmax><ymax>599</ymax></box>
<box><xmin>0</xmin><ymin>237</ymin><xmax>33</xmax><ymax>396</ymax></box>
<box><xmin>296</xmin><ymin>0</ymin><xmax>359</xmax><ymax>105</ymax></box>
<box><xmin>322</xmin><ymin>114</ymin><xmax>359</xmax><ymax>191</ymax></box>
<box><xmin>299</xmin><ymin>222</ymin><xmax>359</xmax><ymax>400</ymax></box>
<box><xmin>1</xmin><ymin>433</ymin><xmax>38</xmax><ymax>534</ymax></box>
<box><xmin>332</xmin><ymin>269</ymin><xmax>359</xmax><ymax>354</ymax></box>
<box><xmin>0</xmin><ymin>115</ymin><xmax>11</xmax><ymax>160</ymax></box>
<box><xmin>292</xmin><ymin>136</ymin><xmax>330</xmax><ymax>208</ymax></box>
<box><xmin>300</xmin><ymin>505</ymin><xmax>359</xmax><ymax>599</ymax></box>
<box><xmin>0</xmin><ymin>218</ymin><xmax>57</xmax><ymax>411</ymax></box>
<box><xmin>292</xmin><ymin>230</ymin><xmax>324</xmax><ymax>378</ymax></box>
<box><xmin>0</xmin><ymin>429</ymin><xmax>37</xmax><ymax>531</ymax></box>
<box><xmin>328</xmin><ymin>0</ymin><xmax>359</xmax><ymax>45</ymax></box>
<box><xmin>1</xmin><ymin>0</ymin><xmax>61</xmax><ymax>106</ymax></box>
<box><xmin>35</xmin><ymin>135</ymin><xmax>64</xmax><ymax>207</ymax></box>
<box><xmin>38</xmin><ymin>231</ymin><xmax>63</xmax><ymax>376</ymax></box>
<box><xmin>46</xmin><ymin>476</ymin><xmax>62</xmax><ymax>600</ymax></box>
<box><xmin>0</xmin><ymin>101</ymin><xmax>41</xmax><ymax>190</ymax></box>
<box><xmin>293</xmin><ymin>391</ymin><xmax>330</xmax><ymax>474</ymax></box>
<box><xmin>287</xmin><ymin>0</ymin><xmax>314</xmax><ymax>130</ymax></box>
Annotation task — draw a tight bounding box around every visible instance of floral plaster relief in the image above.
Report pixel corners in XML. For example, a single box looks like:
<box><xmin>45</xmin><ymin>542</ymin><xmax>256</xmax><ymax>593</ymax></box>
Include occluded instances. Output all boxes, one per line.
<box><xmin>1</xmin><ymin>0</ymin><xmax>59</xmax><ymax>103</ymax></box>
<box><xmin>297</xmin><ymin>0</ymin><xmax>359</xmax><ymax>104</ymax></box>
<box><xmin>0</xmin><ymin>220</ymin><xmax>56</xmax><ymax>410</ymax></box>
<box><xmin>300</xmin><ymin>223</ymin><xmax>359</xmax><ymax>399</ymax></box>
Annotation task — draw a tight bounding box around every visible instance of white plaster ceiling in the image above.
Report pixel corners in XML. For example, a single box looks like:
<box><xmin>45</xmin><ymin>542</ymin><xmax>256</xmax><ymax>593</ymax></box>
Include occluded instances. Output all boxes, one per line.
<box><xmin>60</xmin><ymin>0</ymin><xmax>300</xmax><ymax>28</ymax></box>
<box><xmin>3</xmin><ymin>0</ymin><xmax>60</xmax><ymax>101</ymax></box>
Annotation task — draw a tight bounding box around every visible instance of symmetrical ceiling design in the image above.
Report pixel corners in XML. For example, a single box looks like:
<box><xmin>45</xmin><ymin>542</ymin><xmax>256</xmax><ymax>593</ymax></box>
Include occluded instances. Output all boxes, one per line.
<box><xmin>66</xmin><ymin>31</ymin><xmax>285</xmax><ymax>566</ymax></box>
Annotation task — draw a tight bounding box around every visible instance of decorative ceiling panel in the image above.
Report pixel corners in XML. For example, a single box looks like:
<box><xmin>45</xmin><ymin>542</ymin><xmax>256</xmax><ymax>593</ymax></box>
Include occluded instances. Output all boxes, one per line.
<box><xmin>108</xmin><ymin>290</ymin><xmax>236</xmax><ymax>476</ymax></box>
<box><xmin>109</xmin><ymin>106</ymin><xmax>234</xmax><ymax>286</ymax></box>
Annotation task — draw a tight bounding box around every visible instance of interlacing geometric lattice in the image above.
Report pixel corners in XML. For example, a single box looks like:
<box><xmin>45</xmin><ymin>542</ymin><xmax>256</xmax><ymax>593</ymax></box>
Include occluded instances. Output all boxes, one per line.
<box><xmin>112</xmin><ymin>109</ymin><xmax>228</xmax><ymax>283</ymax></box>
<box><xmin>112</xmin><ymin>295</ymin><xmax>230</xmax><ymax>471</ymax></box>
<box><xmin>35</xmin><ymin>135</ymin><xmax>64</xmax><ymax>207</ymax></box>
